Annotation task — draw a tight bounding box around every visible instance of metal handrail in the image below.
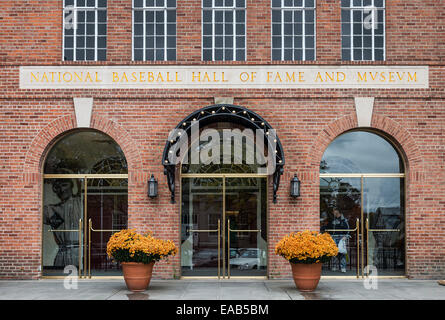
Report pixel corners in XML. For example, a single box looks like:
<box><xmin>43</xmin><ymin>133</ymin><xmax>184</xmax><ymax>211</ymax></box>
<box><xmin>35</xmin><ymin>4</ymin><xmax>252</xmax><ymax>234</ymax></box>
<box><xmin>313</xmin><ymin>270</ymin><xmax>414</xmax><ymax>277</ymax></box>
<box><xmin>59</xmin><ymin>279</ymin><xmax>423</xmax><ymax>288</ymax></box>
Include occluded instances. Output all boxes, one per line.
<box><xmin>227</xmin><ymin>220</ymin><xmax>262</xmax><ymax>279</ymax></box>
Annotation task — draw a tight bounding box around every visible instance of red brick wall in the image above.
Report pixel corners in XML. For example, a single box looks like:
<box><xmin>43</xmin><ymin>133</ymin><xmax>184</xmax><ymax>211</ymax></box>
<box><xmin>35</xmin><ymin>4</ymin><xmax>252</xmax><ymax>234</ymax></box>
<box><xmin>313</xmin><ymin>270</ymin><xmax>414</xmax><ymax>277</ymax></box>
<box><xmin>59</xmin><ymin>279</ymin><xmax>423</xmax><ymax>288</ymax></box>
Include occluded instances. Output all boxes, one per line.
<box><xmin>0</xmin><ymin>0</ymin><xmax>444</xmax><ymax>279</ymax></box>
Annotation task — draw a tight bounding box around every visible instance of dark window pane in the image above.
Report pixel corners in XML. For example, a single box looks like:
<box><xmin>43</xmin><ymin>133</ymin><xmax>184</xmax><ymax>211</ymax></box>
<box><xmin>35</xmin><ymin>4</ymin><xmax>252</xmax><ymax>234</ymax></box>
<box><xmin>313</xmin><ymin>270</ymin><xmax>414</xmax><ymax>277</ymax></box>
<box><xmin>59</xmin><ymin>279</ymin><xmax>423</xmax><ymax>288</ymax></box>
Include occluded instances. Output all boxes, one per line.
<box><xmin>156</xmin><ymin>24</ymin><xmax>165</xmax><ymax>35</ymax></box>
<box><xmin>98</xmin><ymin>11</ymin><xmax>107</xmax><ymax>23</ymax></box>
<box><xmin>341</xmin><ymin>9</ymin><xmax>350</xmax><ymax>22</ymax></box>
<box><xmin>236</xmin><ymin>23</ymin><xmax>245</xmax><ymax>35</ymax></box>
<box><xmin>341</xmin><ymin>0</ymin><xmax>350</xmax><ymax>7</ymax></box>
<box><xmin>282</xmin><ymin>36</ymin><xmax>291</xmax><ymax>48</ymax></box>
<box><xmin>203</xmin><ymin>10</ymin><xmax>212</xmax><ymax>23</ymax></box>
<box><xmin>146</xmin><ymin>49</ymin><xmax>154</xmax><ymax>60</ymax></box>
<box><xmin>167</xmin><ymin>49</ymin><xmax>176</xmax><ymax>60</ymax></box>
<box><xmin>353</xmin><ymin>10</ymin><xmax>362</xmax><ymax>23</ymax></box>
<box><xmin>156</xmin><ymin>0</ymin><xmax>164</xmax><ymax>6</ymax></box>
<box><xmin>235</xmin><ymin>49</ymin><xmax>245</xmax><ymax>61</ymax></box>
<box><xmin>215</xmin><ymin>0</ymin><xmax>224</xmax><ymax>6</ymax></box>
<box><xmin>375</xmin><ymin>36</ymin><xmax>384</xmax><ymax>48</ymax></box>
<box><xmin>86</xmin><ymin>36</ymin><xmax>95</xmax><ymax>48</ymax></box>
<box><xmin>342</xmin><ymin>49</ymin><xmax>351</xmax><ymax>60</ymax></box>
<box><xmin>294</xmin><ymin>23</ymin><xmax>303</xmax><ymax>34</ymax></box>
<box><xmin>156</xmin><ymin>36</ymin><xmax>164</xmax><ymax>47</ymax></box>
<box><xmin>98</xmin><ymin>24</ymin><xmax>107</xmax><ymax>35</ymax></box>
<box><xmin>272</xmin><ymin>0</ymin><xmax>281</xmax><ymax>8</ymax></box>
<box><xmin>353</xmin><ymin>35</ymin><xmax>362</xmax><ymax>47</ymax></box>
<box><xmin>167</xmin><ymin>36</ymin><xmax>176</xmax><ymax>48</ymax></box>
<box><xmin>363</xmin><ymin>36</ymin><xmax>372</xmax><ymax>47</ymax></box>
<box><xmin>375</xmin><ymin>23</ymin><xmax>384</xmax><ymax>35</ymax></box>
<box><xmin>87</xmin><ymin>23</ymin><xmax>95</xmax><ymax>35</ymax></box>
<box><xmin>77</xmin><ymin>0</ymin><xmax>86</xmax><ymax>6</ymax></box>
<box><xmin>305</xmin><ymin>23</ymin><xmax>314</xmax><ymax>35</ymax></box>
<box><xmin>353</xmin><ymin>0</ymin><xmax>361</xmax><ymax>6</ymax></box>
<box><xmin>305</xmin><ymin>10</ymin><xmax>314</xmax><ymax>21</ymax></box>
<box><xmin>272</xmin><ymin>24</ymin><xmax>281</xmax><ymax>36</ymax></box>
<box><xmin>134</xmin><ymin>0</ymin><xmax>143</xmax><ymax>7</ymax></box>
<box><xmin>353</xmin><ymin>49</ymin><xmax>362</xmax><ymax>60</ymax></box>
<box><xmin>203</xmin><ymin>36</ymin><xmax>212</xmax><ymax>48</ymax></box>
<box><xmin>284</xmin><ymin>11</ymin><xmax>292</xmax><ymax>23</ymax></box>
<box><xmin>272</xmin><ymin>49</ymin><xmax>281</xmax><ymax>60</ymax></box>
<box><xmin>321</xmin><ymin>131</ymin><xmax>402</xmax><ymax>174</ymax></box>
<box><xmin>225</xmin><ymin>10</ymin><xmax>233</xmax><ymax>23</ymax></box>
<box><xmin>224</xmin><ymin>49</ymin><xmax>233</xmax><ymax>60</ymax></box>
<box><xmin>225</xmin><ymin>35</ymin><xmax>233</xmax><ymax>48</ymax></box>
<box><xmin>167</xmin><ymin>10</ymin><xmax>176</xmax><ymax>22</ymax></box>
<box><xmin>167</xmin><ymin>23</ymin><xmax>175</xmax><ymax>35</ymax></box>
<box><xmin>363</xmin><ymin>49</ymin><xmax>372</xmax><ymax>60</ymax></box>
<box><xmin>236</xmin><ymin>10</ymin><xmax>245</xmax><ymax>23</ymax></box>
<box><xmin>225</xmin><ymin>23</ymin><xmax>233</xmax><ymax>35</ymax></box>
<box><xmin>353</xmin><ymin>23</ymin><xmax>362</xmax><ymax>34</ymax></box>
<box><xmin>342</xmin><ymin>23</ymin><xmax>351</xmax><ymax>35</ymax></box>
<box><xmin>284</xmin><ymin>23</ymin><xmax>292</xmax><ymax>35</ymax></box>
<box><xmin>134</xmin><ymin>49</ymin><xmax>143</xmax><ymax>60</ymax></box>
<box><xmin>134</xmin><ymin>36</ymin><xmax>143</xmax><ymax>48</ymax></box>
<box><xmin>76</xmin><ymin>49</ymin><xmax>85</xmax><ymax>60</ymax></box>
<box><xmin>203</xmin><ymin>0</ymin><xmax>212</xmax><ymax>7</ymax></box>
<box><xmin>203</xmin><ymin>23</ymin><xmax>212</xmax><ymax>35</ymax></box>
<box><xmin>65</xmin><ymin>0</ymin><xmax>74</xmax><ymax>6</ymax></box>
<box><xmin>155</xmin><ymin>49</ymin><xmax>164</xmax><ymax>60</ymax></box>
<box><xmin>203</xmin><ymin>49</ymin><xmax>212</xmax><ymax>60</ymax></box>
<box><xmin>215</xmin><ymin>11</ymin><xmax>223</xmax><ymax>22</ymax></box>
<box><xmin>375</xmin><ymin>48</ymin><xmax>384</xmax><ymax>60</ymax></box>
<box><xmin>341</xmin><ymin>36</ymin><xmax>351</xmax><ymax>48</ymax></box>
<box><xmin>146</xmin><ymin>11</ymin><xmax>154</xmax><ymax>22</ymax></box>
<box><xmin>236</xmin><ymin>0</ymin><xmax>245</xmax><ymax>7</ymax></box>
<box><xmin>86</xmin><ymin>11</ymin><xmax>95</xmax><ymax>23</ymax></box>
<box><xmin>272</xmin><ymin>10</ymin><xmax>281</xmax><ymax>23</ymax></box>
<box><xmin>134</xmin><ymin>11</ymin><xmax>143</xmax><ymax>23</ymax></box>
<box><xmin>86</xmin><ymin>49</ymin><xmax>95</xmax><ymax>60</ymax></box>
<box><xmin>146</xmin><ymin>36</ymin><xmax>154</xmax><ymax>48</ymax></box>
<box><xmin>64</xmin><ymin>49</ymin><xmax>74</xmax><ymax>61</ymax></box>
<box><xmin>375</xmin><ymin>0</ymin><xmax>384</xmax><ymax>8</ymax></box>
<box><xmin>284</xmin><ymin>49</ymin><xmax>292</xmax><ymax>60</ymax></box>
<box><xmin>225</xmin><ymin>0</ymin><xmax>233</xmax><ymax>6</ymax></box>
<box><xmin>134</xmin><ymin>24</ymin><xmax>143</xmax><ymax>35</ymax></box>
<box><xmin>294</xmin><ymin>36</ymin><xmax>302</xmax><ymax>47</ymax></box>
<box><xmin>305</xmin><ymin>36</ymin><xmax>314</xmax><ymax>48</ymax></box>
<box><xmin>65</xmin><ymin>36</ymin><xmax>74</xmax><ymax>48</ymax></box>
<box><xmin>77</xmin><ymin>11</ymin><xmax>85</xmax><ymax>22</ymax></box>
<box><xmin>215</xmin><ymin>23</ymin><xmax>223</xmax><ymax>35</ymax></box>
<box><xmin>305</xmin><ymin>49</ymin><xmax>314</xmax><ymax>60</ymax></box>
<box><xmin>215</xmin><ymin>49</ymin><xmax>223</xmax><ymax>60</ymax></box>
<box><xmin>146</xmin><ymin>0</ymin><xmax>154</xmax><ymax>6</ymax></box>
<box><xmin>363</xmin><ymin>0</ymin><xmax>372</xmax><ymax>6</ymax></box>
<box><xmin>294</xmin><ymin>10</ymin><xmax>302</xmax><ymax>22</ymax></box>
<box><xmin>236</xmin><ymin>36</ymin><xmax>245</xmax><ymax>48</ymax></box>
<box><xmin>215</xmin><ymin>36</ymin><xmax>223</xmax><ymax>47</ymax></box>
<box><xmin>305</xmin><ymin>0</ymin><xmax>314</xmax><ymax>7</ymax></box>
<box><xmin>156</xmin><ymin>11</ymin><xmax>164</xmax><ymax>22</ymax></box>
<box><xmin>294</xmin><ymin>49</ymin><xmax>303</xmax><ymax>60</ymax></box>
<box><xmin>76</xmin><ymin>36</ymin><xmax>85</xmax><ymax>48</ymax></box>
<box><xmin>284</xmin><ymin>0</ymin><xmax>292</xmax><ymax>6</ymax></box>
<box><xmin>98</xmin><ymin>0</ymin><xmax>107</xmax><ymax>7</ymax></box>
<box><xmin>272</xmin><ymin>36</ymin><xmax>281</xmax><ymax>49</ymax></box>
<box><xmin>147</xmin><ymin>23</ymin><xmax>154</xmax><ymax>35</ymax></box>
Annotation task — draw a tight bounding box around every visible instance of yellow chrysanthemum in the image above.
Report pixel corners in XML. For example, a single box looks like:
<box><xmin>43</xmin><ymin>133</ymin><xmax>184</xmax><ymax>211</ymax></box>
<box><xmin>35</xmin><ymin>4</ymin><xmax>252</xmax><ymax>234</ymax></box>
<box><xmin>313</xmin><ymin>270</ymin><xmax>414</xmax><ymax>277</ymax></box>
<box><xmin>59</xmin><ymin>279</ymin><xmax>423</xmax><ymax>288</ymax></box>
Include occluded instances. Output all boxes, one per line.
<box><xmin>275</xmin><ymin>230</ymin><xmax>338</xmax><ymax>263</ymax></box>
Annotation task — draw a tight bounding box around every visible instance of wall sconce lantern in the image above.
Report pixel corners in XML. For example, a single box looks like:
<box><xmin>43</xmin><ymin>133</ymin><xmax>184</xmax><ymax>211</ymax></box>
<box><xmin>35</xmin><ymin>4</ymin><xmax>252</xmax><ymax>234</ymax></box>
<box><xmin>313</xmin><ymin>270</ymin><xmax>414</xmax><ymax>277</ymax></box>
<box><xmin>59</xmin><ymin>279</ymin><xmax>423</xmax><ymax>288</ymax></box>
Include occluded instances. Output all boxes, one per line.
<box><xmin>148</xmin><ymin>174</ymin><xmax>158</xmax><ymax>198</ymax></box>
<box><xmin>290</xmin><ymin>174</ymin><xmax>301</xmax><ymax>198</ymax></box>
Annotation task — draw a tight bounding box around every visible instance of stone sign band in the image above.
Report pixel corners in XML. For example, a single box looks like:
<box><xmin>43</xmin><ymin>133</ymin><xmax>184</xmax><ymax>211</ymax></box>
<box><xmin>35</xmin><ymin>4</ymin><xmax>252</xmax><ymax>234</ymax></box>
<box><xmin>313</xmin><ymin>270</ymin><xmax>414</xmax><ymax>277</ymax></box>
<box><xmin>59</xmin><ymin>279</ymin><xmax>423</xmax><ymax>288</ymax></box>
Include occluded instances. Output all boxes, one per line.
<box><xmin>20</xmin><ymin>66</ymin><xmax>429</xmax><ymax>89</ymax></box>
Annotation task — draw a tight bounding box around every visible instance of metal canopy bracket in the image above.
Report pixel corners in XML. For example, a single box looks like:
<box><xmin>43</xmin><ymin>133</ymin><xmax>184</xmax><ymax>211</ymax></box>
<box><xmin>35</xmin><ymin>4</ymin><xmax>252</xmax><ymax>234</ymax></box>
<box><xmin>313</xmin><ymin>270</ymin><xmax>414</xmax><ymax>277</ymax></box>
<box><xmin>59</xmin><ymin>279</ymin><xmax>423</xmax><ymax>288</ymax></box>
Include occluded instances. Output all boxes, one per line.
<box><xmin>161</xmin><ymin>104</ymin><xmax>286</xmax><ymax>204</ymax></box>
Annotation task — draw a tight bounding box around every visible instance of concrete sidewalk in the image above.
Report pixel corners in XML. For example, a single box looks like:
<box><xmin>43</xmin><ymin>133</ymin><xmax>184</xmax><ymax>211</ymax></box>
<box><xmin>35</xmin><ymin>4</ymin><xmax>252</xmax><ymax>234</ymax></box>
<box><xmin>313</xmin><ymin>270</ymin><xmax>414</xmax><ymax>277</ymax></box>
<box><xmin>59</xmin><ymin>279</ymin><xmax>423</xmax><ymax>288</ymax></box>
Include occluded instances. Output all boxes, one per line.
<box><xmin>0</xmin><ymin>279</ymin><xmax>444</xmax><ymax>300</ymax></box>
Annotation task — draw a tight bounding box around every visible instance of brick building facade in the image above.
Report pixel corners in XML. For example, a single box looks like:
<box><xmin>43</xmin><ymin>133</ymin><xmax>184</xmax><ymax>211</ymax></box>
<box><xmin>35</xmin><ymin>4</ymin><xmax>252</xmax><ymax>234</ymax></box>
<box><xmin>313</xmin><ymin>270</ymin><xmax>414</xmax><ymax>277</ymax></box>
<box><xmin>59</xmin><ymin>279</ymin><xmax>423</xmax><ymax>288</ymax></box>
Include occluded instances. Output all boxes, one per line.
<box><xmin>0</xmin><ymin>0</ymin><xmax>444</xmax><ymax>280</ymax></box>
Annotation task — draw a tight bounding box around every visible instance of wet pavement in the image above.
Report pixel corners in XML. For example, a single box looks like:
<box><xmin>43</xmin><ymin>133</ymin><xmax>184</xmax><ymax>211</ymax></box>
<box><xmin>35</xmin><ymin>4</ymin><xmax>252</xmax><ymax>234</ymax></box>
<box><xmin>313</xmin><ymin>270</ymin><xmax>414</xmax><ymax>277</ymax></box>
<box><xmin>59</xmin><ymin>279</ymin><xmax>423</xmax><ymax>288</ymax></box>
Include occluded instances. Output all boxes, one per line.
<box><xmin>0</xmin><ymin>278</ymin><xmax>444</xmax><ymax>300</ymax></box>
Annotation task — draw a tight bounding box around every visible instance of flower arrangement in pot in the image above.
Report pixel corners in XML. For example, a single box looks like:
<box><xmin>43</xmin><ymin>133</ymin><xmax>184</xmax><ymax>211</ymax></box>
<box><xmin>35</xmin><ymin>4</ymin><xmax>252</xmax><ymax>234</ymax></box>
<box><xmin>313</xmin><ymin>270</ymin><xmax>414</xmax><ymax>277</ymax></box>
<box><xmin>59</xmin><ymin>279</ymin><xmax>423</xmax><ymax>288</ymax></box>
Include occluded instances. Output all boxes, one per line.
<box><xmin>107</xmin><ymin>229</ymin><xmax>177</xmax><ymax>292</ymax></box>
<box><xmin>275</xmin><ymin>230</ymin><xmax>338</xmax><ymax>292</ymax></box>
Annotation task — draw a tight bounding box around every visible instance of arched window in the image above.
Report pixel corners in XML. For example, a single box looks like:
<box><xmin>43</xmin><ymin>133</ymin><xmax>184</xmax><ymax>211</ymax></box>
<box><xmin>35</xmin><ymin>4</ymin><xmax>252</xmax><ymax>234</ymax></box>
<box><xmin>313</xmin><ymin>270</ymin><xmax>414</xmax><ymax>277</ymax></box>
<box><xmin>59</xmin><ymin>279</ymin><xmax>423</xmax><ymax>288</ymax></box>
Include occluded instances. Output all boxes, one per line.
<box><xmin>42</xmin><ymin>130</ymin><xmax>128</xmax><ymax>277</ymax></box>
<box><xmin>320</xmin><ymin>130</ymin><xmax>405</xmax><ymax>277</ymax></box>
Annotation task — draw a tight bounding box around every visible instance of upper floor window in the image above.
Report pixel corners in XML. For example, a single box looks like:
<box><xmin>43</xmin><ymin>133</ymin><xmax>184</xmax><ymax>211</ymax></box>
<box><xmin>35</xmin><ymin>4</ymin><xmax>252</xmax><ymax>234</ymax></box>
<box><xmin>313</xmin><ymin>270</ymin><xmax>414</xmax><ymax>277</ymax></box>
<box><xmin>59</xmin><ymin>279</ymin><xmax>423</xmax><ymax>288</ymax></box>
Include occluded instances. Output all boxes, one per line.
<box><xmin>271</xmin><ymin>0</ymin><xmax>316</xmax><ymax>61</ymax></box>
<box><xmin>63</xmin><ymin>0</ymin><xmax>107</xmax><ymax>61</ymax></box>
<box><xmin>133</xmin><ymin>0</ymin><xmax>177</xmax><ymax>61</ymax></box>
<box><xmin>341</xmin><ymin>0</ymin><xmax>385</xmax><ymax>61</ymax></box>
<box><xmin>202</xmin><ymin>0</ymin><xmax>246</xmax><ymax>61</ymax></box>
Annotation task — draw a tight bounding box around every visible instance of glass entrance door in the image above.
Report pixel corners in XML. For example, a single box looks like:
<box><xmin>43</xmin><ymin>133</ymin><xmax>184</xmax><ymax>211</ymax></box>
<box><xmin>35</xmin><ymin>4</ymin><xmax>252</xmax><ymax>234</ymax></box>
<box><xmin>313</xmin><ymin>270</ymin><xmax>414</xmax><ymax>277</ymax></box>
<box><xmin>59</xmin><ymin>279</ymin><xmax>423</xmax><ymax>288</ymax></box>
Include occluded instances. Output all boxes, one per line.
<box><xmin>181</xmin><ymin>176</ymin><xmax>267</xmax><ymax>278</ymax></box>
<box><xmin>42</xmin><ymin>176</ymin><xmax>128</xmax><ymax>277</ymax></box>
<box><xmin>320</xmin><ymin>175</ymin><xmax>405</xmax><ymax>277</ymax></box>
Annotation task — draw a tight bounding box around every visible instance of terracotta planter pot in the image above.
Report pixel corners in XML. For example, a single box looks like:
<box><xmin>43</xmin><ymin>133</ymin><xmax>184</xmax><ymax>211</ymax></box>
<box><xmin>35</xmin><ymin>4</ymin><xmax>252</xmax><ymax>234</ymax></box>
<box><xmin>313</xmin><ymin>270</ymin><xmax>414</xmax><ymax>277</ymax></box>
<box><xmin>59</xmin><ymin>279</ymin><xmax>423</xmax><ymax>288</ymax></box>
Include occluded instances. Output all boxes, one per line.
<box><xmin>121</xmin><ymin>262</ymin><xmax>155</xmax><ymax>292</ymax></box>
<box><xmin>290</xmin><ymin>262</ymin><xmax>322</xmax><ymax>292</ymax></box>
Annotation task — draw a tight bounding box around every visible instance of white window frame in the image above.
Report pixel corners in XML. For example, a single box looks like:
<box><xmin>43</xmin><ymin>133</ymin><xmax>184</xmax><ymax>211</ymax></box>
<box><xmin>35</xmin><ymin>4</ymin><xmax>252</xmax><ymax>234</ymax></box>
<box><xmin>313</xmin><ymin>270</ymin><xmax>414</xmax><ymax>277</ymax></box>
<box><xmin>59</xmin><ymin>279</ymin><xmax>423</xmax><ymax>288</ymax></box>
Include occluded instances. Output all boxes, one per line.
<box><xmin>341</xmin><ymin>0</ymin><xmax>386</xmax><ymax>61</ymax></box>
<box><xmin>132</xmin><ymin>0</ymin><xmax>177</xmax><ymax>61</ymax></box>
<box><xmin>271</xmin><ymin>0</ymin><xmax>317</xmax><ymax>61</ymax></box>
<box><xmin>202</xmin><ymin>0</ymin><xmax>247</xmax><ymax>61</ymax></box>
<box><xmin>63</xmin><ymin>0</ymin><xmax>107</xmax><ymax>61</ymax></box>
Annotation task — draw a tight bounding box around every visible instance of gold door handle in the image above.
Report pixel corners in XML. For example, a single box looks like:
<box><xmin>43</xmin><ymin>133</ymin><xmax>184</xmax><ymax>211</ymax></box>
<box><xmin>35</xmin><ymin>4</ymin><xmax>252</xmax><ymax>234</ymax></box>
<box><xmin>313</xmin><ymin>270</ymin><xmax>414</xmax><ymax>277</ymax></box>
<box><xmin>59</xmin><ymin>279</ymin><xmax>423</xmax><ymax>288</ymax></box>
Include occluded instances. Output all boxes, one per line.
<box><xmin>227</xmin><ymin>220</ymin><xmax>262</xmax><ymax>279</ymax></box>
<box><xmin>88</xmin><ymin>218</ymin><xmax>124</xmax><ymax>279</ymax></box>
<box><xmin>187</xmin><ymin>219</ymin><xmax>221</xmax><ymax>279</ymax></box>
<box><xmin>325</xmin><ymin>218</ymin><xmax>360</xmax><ymax>278</ymax></box>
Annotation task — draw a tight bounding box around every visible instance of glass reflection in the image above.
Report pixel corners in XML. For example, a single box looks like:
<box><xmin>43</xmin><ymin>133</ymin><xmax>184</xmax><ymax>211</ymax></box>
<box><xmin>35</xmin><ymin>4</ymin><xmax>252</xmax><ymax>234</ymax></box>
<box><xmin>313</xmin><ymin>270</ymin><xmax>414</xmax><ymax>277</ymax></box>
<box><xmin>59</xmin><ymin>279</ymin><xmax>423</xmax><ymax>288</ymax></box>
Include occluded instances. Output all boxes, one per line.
<box><xmin>321</xmin><ymin>131</ymin><xmax>403</xmax><ymax>174</ymax></box>
<box><xmin>43</xmin><ymin>178</ymin><xmax>84</xmax><ymax>276</ymax></box>
<box><xmin>320</xmin><ymin>177</ymin><xmax>361</xmax><ymax>276</ymax></box>
<box><xmin>364</xmin><ymin>178</ymin><xmax>405</xmax><ymax>275</ymax></box>
<box><xmin>44</xmin><ymin>131</ymin><xmax>127</xmax><ymax>174</ymax></box>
